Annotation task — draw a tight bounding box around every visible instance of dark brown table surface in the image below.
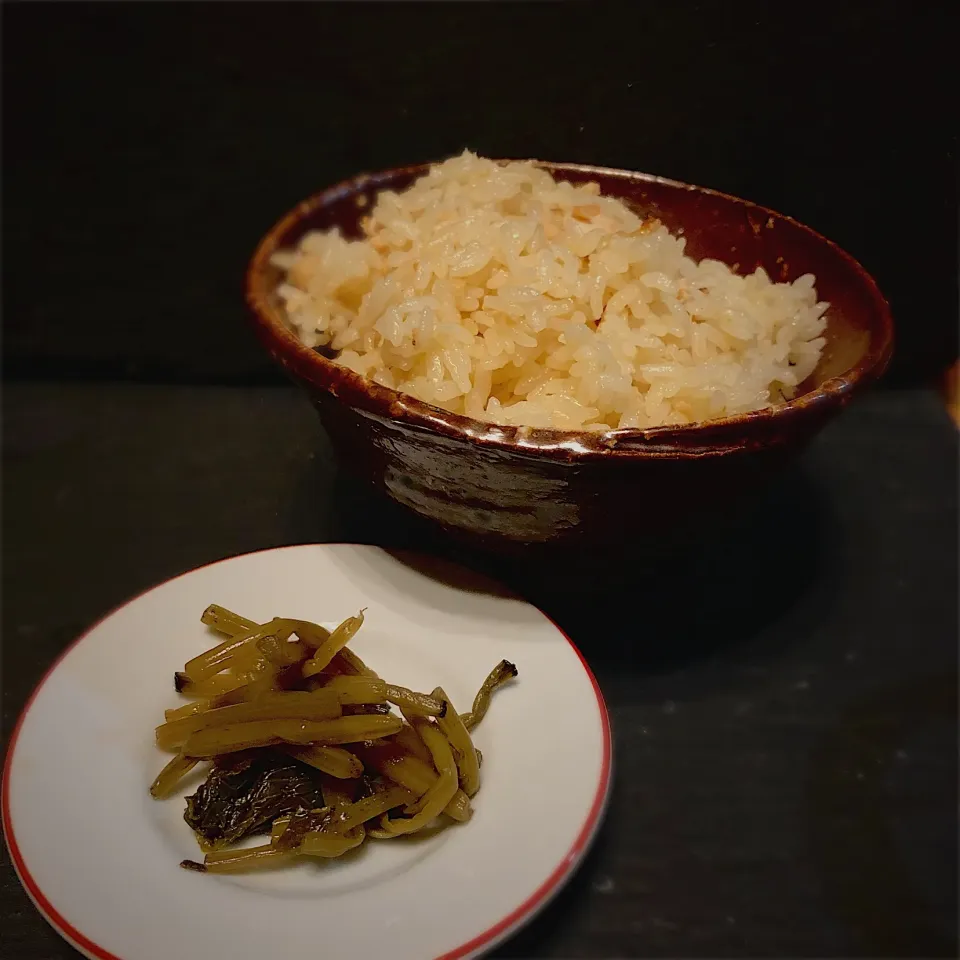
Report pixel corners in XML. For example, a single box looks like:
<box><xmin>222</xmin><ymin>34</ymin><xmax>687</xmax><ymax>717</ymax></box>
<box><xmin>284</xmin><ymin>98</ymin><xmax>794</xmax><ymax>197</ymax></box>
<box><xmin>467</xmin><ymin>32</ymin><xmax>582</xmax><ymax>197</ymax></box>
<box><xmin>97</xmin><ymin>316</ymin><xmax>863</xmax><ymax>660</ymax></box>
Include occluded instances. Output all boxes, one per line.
<box><xmin>2</xmin><ymin>382</ymin><xmax>957</xmax><ymax>958</ymax></box>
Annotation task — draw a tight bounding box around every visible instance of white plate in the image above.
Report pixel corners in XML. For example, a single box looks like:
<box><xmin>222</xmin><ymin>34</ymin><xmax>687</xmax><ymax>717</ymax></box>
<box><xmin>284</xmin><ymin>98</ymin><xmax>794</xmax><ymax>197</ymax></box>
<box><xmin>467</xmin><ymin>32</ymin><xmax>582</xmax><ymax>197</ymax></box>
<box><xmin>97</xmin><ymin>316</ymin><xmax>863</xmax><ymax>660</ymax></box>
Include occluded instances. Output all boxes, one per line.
<box><xmin>3</xmin><ymin>544</ymin><xmax>611</xmax><ymax>960</ymax></box>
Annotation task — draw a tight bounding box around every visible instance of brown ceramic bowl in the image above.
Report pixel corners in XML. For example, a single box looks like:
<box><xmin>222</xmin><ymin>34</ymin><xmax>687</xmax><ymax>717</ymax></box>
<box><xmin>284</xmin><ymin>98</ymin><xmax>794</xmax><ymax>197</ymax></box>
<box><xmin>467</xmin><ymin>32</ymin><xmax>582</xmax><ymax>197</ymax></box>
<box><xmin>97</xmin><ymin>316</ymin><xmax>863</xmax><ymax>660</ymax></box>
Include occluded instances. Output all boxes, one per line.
<box><xmin>246</xmin><ymin>162</ymin><xmax>893</xmax><ymax>557</ymax></box>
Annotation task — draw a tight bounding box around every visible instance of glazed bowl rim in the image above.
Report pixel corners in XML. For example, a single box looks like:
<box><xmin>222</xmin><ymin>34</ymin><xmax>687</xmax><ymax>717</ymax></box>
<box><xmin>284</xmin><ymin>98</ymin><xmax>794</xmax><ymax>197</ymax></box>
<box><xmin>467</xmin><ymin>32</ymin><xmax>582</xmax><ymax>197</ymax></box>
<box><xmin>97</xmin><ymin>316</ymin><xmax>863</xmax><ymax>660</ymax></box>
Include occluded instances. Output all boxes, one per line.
<box><xmin>245</xmin><ymin>160</ymin><xmax>894</xmax><ymax>460</ymax></box>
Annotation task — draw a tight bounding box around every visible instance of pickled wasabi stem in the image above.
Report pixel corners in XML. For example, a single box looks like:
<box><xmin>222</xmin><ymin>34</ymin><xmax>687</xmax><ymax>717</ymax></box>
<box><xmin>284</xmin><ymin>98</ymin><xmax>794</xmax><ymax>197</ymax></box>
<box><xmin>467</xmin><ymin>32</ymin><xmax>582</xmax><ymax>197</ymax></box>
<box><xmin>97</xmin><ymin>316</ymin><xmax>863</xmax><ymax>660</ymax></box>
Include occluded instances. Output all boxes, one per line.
<box><xmin>318</xmin><ymin>675</ymin><xmax>444</xmax><ymax>716</ymax></box>
<box><xmin>169</xmin><ymin>683</ymin><xmax>249</xmax><ymax>719</ymax></box>
<box><xmin>379</xmin><ymin>716</ymin><xmax>458</xmax><ymax>832</ymax></box>
<box><xmin>156</xmin><ymin>690</ymin><xmax>342</xmax><ymax>751</ymax></box>
<box><xmin>200</xmin><ymin>604</ymin><xmax>259</xmax><ymax>638</ymax></box>
<box><xmin>183</xmin><ymin>621</ymin><xmax>286</xmax><ymax>683</ymax></box>
<box><xmin>256</xmin><ymin>634</ymin><xmax>308</xmax><ymax>667</ymax></box>
<box><xmin>200</xmin><ymin>606</ymin><xmax>333</xmax><ymax>649</ymax></box>
<box><xmin>394</xmin><ymin>720</ymin><xmax>433</xmax><ymax>764</ymax></box>
<box><xmin>331</xmin><ymin>782</ymin><xmax>416</xmax><ymax>834</ymax></box>
<box><xmin>242</xmin><ymin>661</ymin><xmax>281</xmax><ymax>700</ymax></box>
<box><xmin>165</xmin><ymin>699</ymin><xmax>208</xmax><ymax>723</ymax></box>
<box><xmin>150</xmin><ymin>752</ymin><xmax>200</xmax><ymax>799</ymax></box>
<box><xmin>182</xmin><ymin>714</ymin><xmax>402</xmax><ymax>758</ymax></box>
<box><xmin>319</xmin><ymin>675</ymin><xmax>387</xmax><ymax>705</ymax></box>
<box><xmin>279</xmin><ymin>744</ymin><xmax>364</xmax><ymax>778</ymax></box>
<box><xmin>356</xmin><ymin>740</ymin><xmax>472</xmax><ymax>822</ymax></box>
<box><xmin>272</xmin><ymin>618</ymin><xmax>332</xmax><ymax>648</ymax></box>
<box><xmin>302</xmin><ymin>611</ymin><xmax>366</xmax><ymax>678</ymax></box>
<box><xmin>182</xmin><ymin>842</ymin><xmax>295</xmax><ymax>873</ymax></box>
<box><xmin>433</xmin><ymin>686</ymin><xmax>480</xmax><ymax>797</ymax></box>
<box><xmin>271</xmin><ymin>806</ymin><xmax>334</xmax><ymax>851</ymax></box>
<box><xmin>335</xmin><ymin>647</ymin><xmax>379</xmax><ymax>678</ymax></box>
<box><xmin>461</xmin><ymin>660</ymin><xmax>518</xmax><ymax>730</ymax></box>
<box><xmin>175</xmin><ymin>671</ymin><xmax>248</xmax><ymax>699</ymax></box>
<box><xmin>185</xmin><ymin>617</ymin><xmax>335</xmax><ymax>686</ymax></box>
<box><xmin>271</xmin><ymin>799</ymin><xmax>374</xmax><ymax>855</ymax></box>
<box><xmin>365</xmin><ymin>825</ymin><xmax>402</xmax><ymax>839</ymax></box>
<box><xmin>175</xmin><ymin>669</ymin><xmax>270</xmax><ymax>700</ymax></box>
<box><xmin>385</xmin><ymin>684</ymin><xmax>445</xmax><ymax>717</ymax></box>
<box><xmin>298</xmin><ymin>824</ymin><xmax>366</xmax><ymax>858</ymax></box>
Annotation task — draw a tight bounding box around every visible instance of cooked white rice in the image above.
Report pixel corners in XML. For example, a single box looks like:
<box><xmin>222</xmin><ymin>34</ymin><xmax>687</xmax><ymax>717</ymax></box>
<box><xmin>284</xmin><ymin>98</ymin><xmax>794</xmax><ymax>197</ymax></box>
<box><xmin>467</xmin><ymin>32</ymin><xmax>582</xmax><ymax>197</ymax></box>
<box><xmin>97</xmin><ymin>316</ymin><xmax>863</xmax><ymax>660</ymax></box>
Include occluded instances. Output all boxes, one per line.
<box><xmin>272</xmin><ymin>152</ymin><xmax>828</xmax><ymax>431</ymax></box>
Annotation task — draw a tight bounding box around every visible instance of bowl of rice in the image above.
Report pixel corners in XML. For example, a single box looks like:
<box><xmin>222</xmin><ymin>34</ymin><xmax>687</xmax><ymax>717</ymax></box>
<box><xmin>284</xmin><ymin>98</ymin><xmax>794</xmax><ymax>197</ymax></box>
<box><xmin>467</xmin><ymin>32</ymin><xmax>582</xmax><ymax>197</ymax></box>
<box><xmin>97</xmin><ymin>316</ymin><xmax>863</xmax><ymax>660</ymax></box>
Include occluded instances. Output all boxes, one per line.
<box><xmin>247</xmin><ymin>153</ymin><xmax>893</xmax><ymax>552</ymax></box>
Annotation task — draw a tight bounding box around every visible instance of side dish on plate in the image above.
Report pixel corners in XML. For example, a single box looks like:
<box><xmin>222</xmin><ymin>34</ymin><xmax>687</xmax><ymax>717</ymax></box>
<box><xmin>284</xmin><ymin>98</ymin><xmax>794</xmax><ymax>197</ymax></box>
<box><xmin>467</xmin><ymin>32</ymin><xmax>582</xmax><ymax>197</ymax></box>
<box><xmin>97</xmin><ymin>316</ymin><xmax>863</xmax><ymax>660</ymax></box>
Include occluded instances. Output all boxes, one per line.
<box><xmin>8</xmin><ymin>544</ymin><xmax>607</xmax><ymax>959</ymax></box>
<box><xmin>151</xmin><ymin>604</ymin><xmax>517</xmax><ymax>874</ymax></box>
<box><xmin>271</xmin><ymin>152</ymin><xmax>828</xmax><ymax>431</ymax></box>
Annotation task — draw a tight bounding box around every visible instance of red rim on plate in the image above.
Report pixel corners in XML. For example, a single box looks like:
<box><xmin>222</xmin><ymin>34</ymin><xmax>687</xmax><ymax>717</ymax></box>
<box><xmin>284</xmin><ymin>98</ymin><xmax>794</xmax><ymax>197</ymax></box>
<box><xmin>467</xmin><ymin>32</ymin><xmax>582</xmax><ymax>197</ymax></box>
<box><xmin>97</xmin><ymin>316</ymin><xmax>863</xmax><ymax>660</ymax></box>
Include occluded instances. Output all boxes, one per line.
<box><xmin>1</xmin><ymin>545</ymin><xmax>613</xmax><ymax>960</ymax></box>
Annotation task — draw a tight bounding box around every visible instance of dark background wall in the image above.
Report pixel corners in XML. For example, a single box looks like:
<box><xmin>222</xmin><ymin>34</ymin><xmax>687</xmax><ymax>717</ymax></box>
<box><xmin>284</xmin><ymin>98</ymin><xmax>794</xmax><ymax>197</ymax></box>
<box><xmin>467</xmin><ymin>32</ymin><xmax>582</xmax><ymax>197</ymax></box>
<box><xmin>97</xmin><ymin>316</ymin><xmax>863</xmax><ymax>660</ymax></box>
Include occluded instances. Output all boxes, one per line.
<box><xmin>3</xmin><ymin>0</ymin><xmax>956</xmax><ymax>387</ymax></box>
